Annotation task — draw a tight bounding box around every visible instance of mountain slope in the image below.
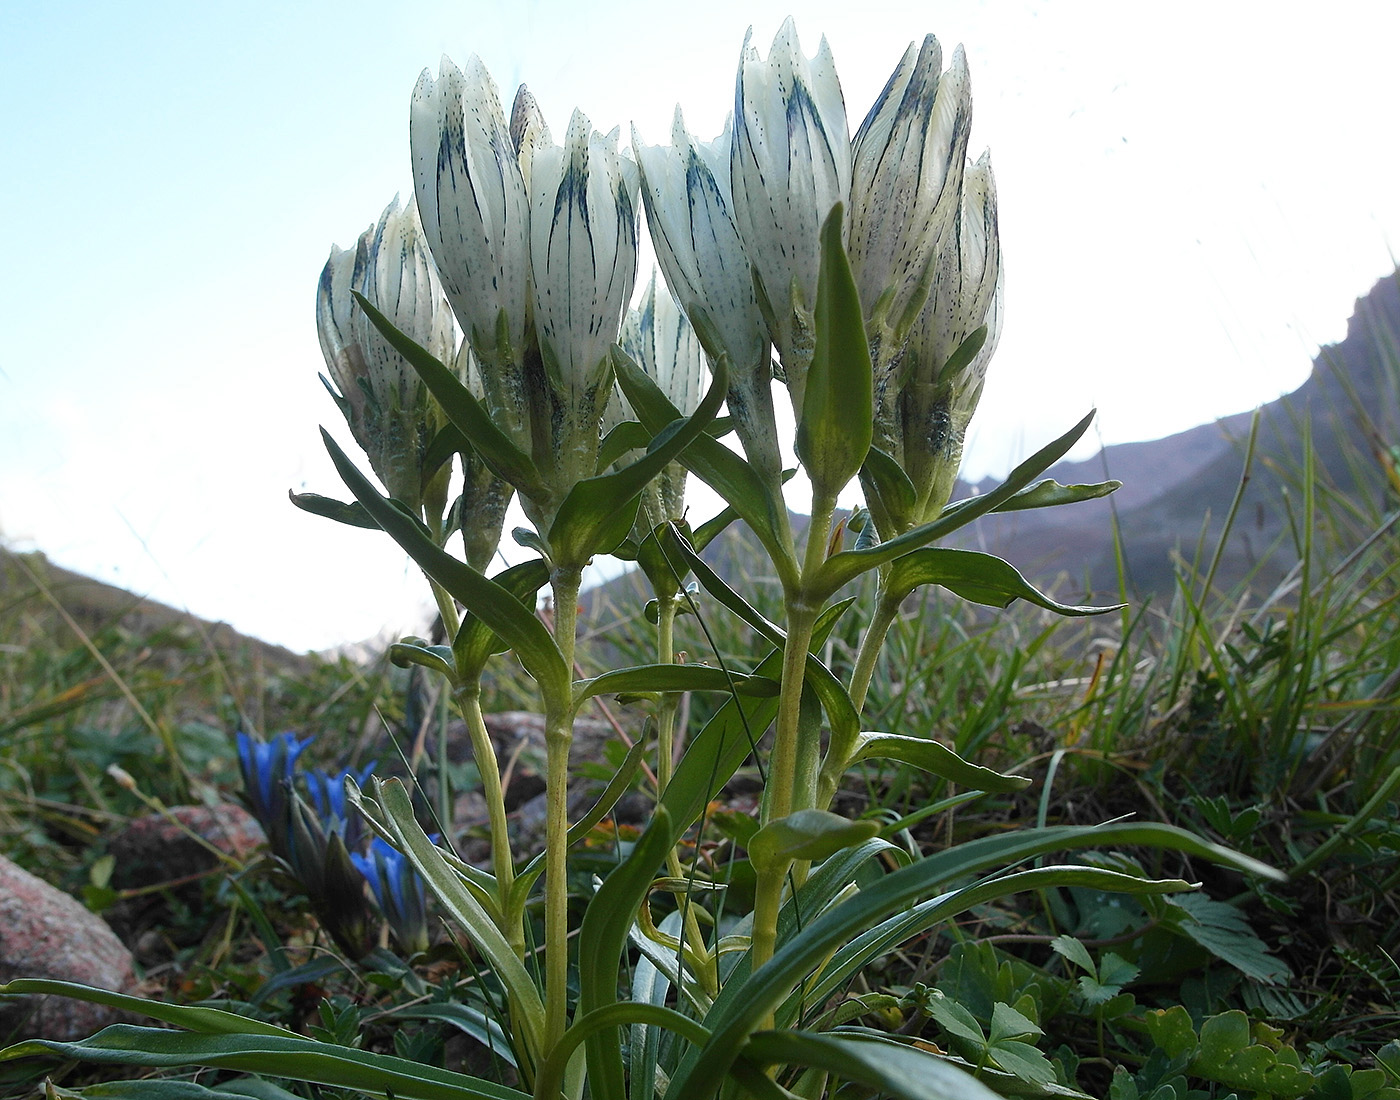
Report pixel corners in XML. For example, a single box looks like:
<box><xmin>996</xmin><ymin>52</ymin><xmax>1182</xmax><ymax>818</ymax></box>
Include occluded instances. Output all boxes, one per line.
<box><xmin>951</xmin><ymin>271</ymin><xmax>1400</xmax><ymax>600</ymax></box>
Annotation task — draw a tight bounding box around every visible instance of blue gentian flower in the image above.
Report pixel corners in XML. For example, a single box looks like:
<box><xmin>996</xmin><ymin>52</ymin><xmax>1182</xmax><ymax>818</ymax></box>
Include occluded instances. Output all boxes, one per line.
<box><xmin>304</xmin><ymin>763</ymin><xmax>377</xmax><ymax>850</ymax></box>
<box><xmin>352</xmin><ymin>835</ymin><xmax>432</xmax><ymax>956</ymax></box>
<box><xmin>236</xmin><ymin>731</ymin><xmax>313</xmax><ymax>860</ymax></box>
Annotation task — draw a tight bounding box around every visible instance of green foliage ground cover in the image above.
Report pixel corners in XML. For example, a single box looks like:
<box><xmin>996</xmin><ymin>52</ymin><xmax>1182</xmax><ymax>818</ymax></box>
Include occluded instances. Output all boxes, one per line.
<box><xmin>2</xmin><ymin>396</ymin><xmax>1398</xmax><ymax>1100</ymax></box>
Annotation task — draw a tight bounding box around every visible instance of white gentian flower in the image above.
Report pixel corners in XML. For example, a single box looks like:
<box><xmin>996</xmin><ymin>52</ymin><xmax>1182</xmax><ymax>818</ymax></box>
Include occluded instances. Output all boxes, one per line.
<box><xmin>847</xmin><ymin>36</ymin><xmax>972</xmax><ymax>350</ymax></box>
<box><xmin>730</xmin><ymin>17</ymin><xmax>851</xmax><ymax>412</ymax></box>
<box><xmin>896</xmin><ymin>151</ymin><xmax>1003</xmax><ymax>527</ymax></box>
<box><xmin>634</xmin><ymin>109</ymin><xmax>783</xmax><ymax>482</ymax></box>
<box><xmin>616</xmin><ymin>271</ymin><xmax>707</xmax><ymax>529</ymax></box>
<box><xmin>410</xmin><ymin>55</ymin><xmax>530</xmax><ymax>370</ymax></box>
<box><xmin>633</xmin><ymin>109</ymin><xmax>766</xmax><ymax>379</ymax></box>
<box><xmin>620</xmin><ymin>269</ymin><xmax>706</xmax><ymax>418</ymax></box>
<box><xmin>527</xmin><ymin>108</ymin><xmax>641</xmax><ymax>483</ymax></box>
<box><xmin>316</xmin><ymin>197</ymin><xmax>456</xmax><ymax>513</ymax></box>
<box><xmin>912</xmin><ymin>150</ymin><xmax>1001</xmax><ymax>391</ymax></box>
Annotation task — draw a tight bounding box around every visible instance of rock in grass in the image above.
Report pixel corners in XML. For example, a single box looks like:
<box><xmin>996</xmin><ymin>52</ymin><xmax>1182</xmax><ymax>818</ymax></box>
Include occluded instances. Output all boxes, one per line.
<box><xmin>103</xmin><ymin>803</ymin><xmax>265</xmax><ymax>959</ymax></box>
<box><xmin>0</xmin><ymin>854</ymin><xmax>139</xmax><ymax>1041</ymax></box>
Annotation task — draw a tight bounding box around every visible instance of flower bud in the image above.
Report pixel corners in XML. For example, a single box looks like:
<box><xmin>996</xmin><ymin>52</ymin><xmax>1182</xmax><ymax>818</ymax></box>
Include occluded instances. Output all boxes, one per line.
<box><xmin>633</xmin><ymin>109</ymin><xmax>782</xmax><ymax>481</ymax></box>
<box><xmin>895</xmin><ymin>151</ymin><xmax>1003</xmax><ymax>527</ymax></box>
<box><xmin>410</xmin><ymin>56</ymin><xmax>530</xmax><ymax>374</ymax></box>
<box><xmin>526</xmin><ymin>108</ymin><xmax>641</xmax><ymax>485</ymax></box>
<box><xmin>617</xmin><ymin>271</ymin><xmax>707</xmax><ymax>531</ymax></box>
<box><xmin>847</xmin><ymin>36</ymin><xmax>972</xmax><ymax>352</ymax></box>
<box><xmin>730</xmin><ymin>17</ymin><xmax>851</xmax><ymax>413</ymax></box>
<box><xmin>236</xmin><ymin>730</ymin><xmax>313</xmax><ymax>862</ymax></box>
<box><xmin>352</xmin><ymin>836</ymin><xmax>432</xmax><ymax>957</ymax></box>
<box><xmin>316</xmin><ymin>197</ymin><xmax>456</xmax><ymax>513</ymax></box>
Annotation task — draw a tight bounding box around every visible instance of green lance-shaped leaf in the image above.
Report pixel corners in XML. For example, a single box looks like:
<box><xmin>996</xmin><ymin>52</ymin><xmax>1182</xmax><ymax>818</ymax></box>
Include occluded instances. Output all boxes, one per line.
<box><xmin>690</xmin><ymin>503</ymin><xmax>742</xmax><ymax>552</ymax></box>
<box><xmin>0</xmin><ymin>979</ymin><xmax>295</xmax><ymax>1038</ymax></box>
<box><xmin>795</xmin><ymin>203</ymin><xmax>872</xmax><ymax>496</ymax></box>
<box><xmin>547</xmin><ymin>356</ymin><xmax>728</xmax><ymax>566</ymax></box>
<box><xmin>534</xmin><ymin>1002</ymin><xmax>712</xmax><ymax>1100</ymax></box>
<box><xmin>347</xmin><ymin>779</ymin><xmax>546</xmax><ymax>1064</ymax></box>
<box><xmin>884</xmin><ymin>547</ymin><xmax>1124</xmax><ymax>615</ymax></box>
<box><xmin>613</xmin><ymin>346</ymin><xmax>798</xmax><ymax>587</ymax></box>
<box><xmin>738</xmin><ymin>1029</ymin><xmax>1004</xmax><ymax>1100</ymax></box>
<box><xmin>667</xmin><ymin>822</ymin><xmax>1282</xmax><ymax>1100</ymax></box>
<box><xmin>43</xmin><ymin>1079</ymin><xmax>304</xmax><ymax>1098</ymax></box>
<box><xmin>422</xmin><ymin>421</ymin><xmax>469</xmax><ymax>484</ymax></box>
<box><xmin>748</xmin><ymin>810</ymin><xmax>881</xmax><ymax>874</ymax></box>
<box><xmin>353</xmin><ymin>291</ymin><xmax>546</xmax><ymax>500</ymax></box>
<box><xmin>979</xmin><ymin>477</ymin><xmax>1121</xmax><ymax>514</ymax></box>
<box><xmin>794</xmin><ymin>866</ymin><xmax>1192</xmax><ymax>1028</ymax></box>
<box><xmin>0</xmin><ymin>1025</ymin><xmax>529</xmax><ymax>1100</ymax></box>
<box><xmin>388</xmin><ymin>640</ymin><xmax>457</xmax><ymax>681</ymax></box>
<box><xmin>574</xmin><ymin>664</ymin><xmax>779</xmax><ymax>708</ymax></box>
<box><xmin>858</xmin><ymin>447</ymin><xmax>918</xmax><ymax>534</ymax></box>
<box><xmin>812</xmin><ymin>409</ymin><xmax>1099</xmax><ymax>598</ymax></box>
<box><xmin>287</xmin><ymin>490</ymin><xmax>379</xmax><ymax>530</ymax></box>
<box><xmin>848</xmin><ymin>732</ymin><xmax>1031</xmax><ymax>792</ymax></box>
<box><xmin>322</xmin><ymin>431</ymin><xmax>569</xmax><ymax>709</ymax></box>
<box><xmin>452</xmin><ymin>558</ymin><xmax>551</xmax><ymax>678</ymax></box>
<box><xmin>597</xmin><ymin>420</ymin><xmax>654</xmax><ymax>470</ymax></box>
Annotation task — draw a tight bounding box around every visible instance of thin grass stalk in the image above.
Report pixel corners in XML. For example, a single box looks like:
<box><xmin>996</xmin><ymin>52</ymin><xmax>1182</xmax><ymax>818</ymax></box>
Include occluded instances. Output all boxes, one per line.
<box><xmin>653</xmin><ymin>589</ymin><xmax>720</xmax><ymax>997</ymax></box>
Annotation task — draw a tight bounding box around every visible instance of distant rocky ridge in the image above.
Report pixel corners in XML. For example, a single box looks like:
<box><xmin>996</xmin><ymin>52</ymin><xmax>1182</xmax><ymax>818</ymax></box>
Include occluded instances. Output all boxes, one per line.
<box><xmin>0</xmin><ymin>547</ymin><xmax>313</xmax><ymax>671</ymax></box>
<box><xmin>939</xmin><ymin>270</ymin><xmax>1400</xmax><ymax>602</ymax></box>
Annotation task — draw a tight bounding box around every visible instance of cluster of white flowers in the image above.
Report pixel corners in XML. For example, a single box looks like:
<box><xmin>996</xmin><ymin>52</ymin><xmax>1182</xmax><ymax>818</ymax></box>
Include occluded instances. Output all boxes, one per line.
<box><xmin>315</xmin><ymin>16</ymin><xmax>1002</xmax><ymax>550</ymax></box>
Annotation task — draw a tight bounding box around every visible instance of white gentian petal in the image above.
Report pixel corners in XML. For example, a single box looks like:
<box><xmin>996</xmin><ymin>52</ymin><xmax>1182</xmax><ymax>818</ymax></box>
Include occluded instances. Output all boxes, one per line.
<box><xmin>529</xmin><ymin>111</ymin><xmax>640</xmax><ymax>401</ymax></box>
<box><xmin>848</xmin><ymin>37</ymin><xmax>972</xmax><ymax>344</ymax></box>
<box><xmin>730</xmin><ymin>17</ymin><xmax>851</xmax><ymax>410</ymax></box>
<box><xmin>633</xmin><ymin>109</ymin><xmax>766</xmax><ymax>375</ymax></box>
<box><xmin>510</xmin><ymin>84</ymin><xmax>553</xmax><ymax>192</ymax></box>
<box><xmin>410</xmin><ymin>55</ymin><xmax>529</xmax><ymax>367</ymax></box>
<box><xmin>315</xmin><ymin>196</ymin><xmax>456</xmax><ymax>511</ymax></box>
<box><xmin>915</xmin><ymin>149</ymin><xmax>1001</xmax><ymax>387</ymax></box>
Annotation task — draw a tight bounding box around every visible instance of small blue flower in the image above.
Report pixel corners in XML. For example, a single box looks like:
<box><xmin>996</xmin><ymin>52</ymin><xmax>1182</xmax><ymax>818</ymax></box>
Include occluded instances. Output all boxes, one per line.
<box><xmin>304</xmin><ymin>763</ymin><xmax>377</xmax><ymax>850</ymax></box>
<box><xmin>352</xmin><ymin>835</ymin><xmax>432</xmax><ymax>956</ymax></box>
<box><xmin>236</xmin><ymin>731</ymin><xmax>314</xmax><ymax>858</ymax></box>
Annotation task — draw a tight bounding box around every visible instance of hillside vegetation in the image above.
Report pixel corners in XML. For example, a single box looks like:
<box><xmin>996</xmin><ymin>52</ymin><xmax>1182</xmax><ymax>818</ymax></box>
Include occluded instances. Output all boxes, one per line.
<box><xmin>1</xmin><ymin>277</ymin><xmax>1399</xmax><ymax>1098</ymax></box>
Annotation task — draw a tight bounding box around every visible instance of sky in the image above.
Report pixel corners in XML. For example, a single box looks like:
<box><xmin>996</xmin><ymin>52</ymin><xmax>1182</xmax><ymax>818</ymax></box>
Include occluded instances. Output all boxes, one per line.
<box><xmin>3</xmin><ymin>1</ymin><xmax>1399</xmax><ymax>653</ymax></box>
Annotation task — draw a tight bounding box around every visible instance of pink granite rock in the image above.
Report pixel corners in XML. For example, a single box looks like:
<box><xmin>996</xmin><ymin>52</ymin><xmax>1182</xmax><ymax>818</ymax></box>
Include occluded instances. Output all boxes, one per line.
<box><xmin>0</xmin><ymin>854</ymin><xmax>139</xmax><ymax>1041</ymax></box>
<box><xmin>106</xmin><ymin>803</ymin><xmax>265</xmax><ymax>887</ymax></box>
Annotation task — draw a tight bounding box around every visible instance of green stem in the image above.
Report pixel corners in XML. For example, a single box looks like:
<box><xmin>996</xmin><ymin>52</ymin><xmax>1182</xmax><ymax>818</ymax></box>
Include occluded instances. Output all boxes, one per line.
<box><xmin>427</xmin><ymin>578</ymin><xmax>462</xmax><ymax>840</ymax></box>
<box><xmin>814</xmin><ymin>584</ymin><xmax>903</xmax><ymax>811</ymax></box>
<box><xmin>544</xmin><ymin>564</ymin><xmax>583</xmax><ymax>1051</ymax></box>
<box><xmin>751</xmin><ymin>598</ymin><xmax>819</xmax><ymax>982</ymax></box>
<box><xmin>751</xmin><ymin>487</ymin><xmax>840</xmax><ymax>980</ymax></box>
<box><xmin>848</xmin><ymin>586</ymin><xmax>901</xmax><ymax>714</ymax></box>
<box><xmin>762</xmin><ymin>600</ymin><xmax>820</xmax><ymax>833</ymax></box>
<box><xmin>455</xmin><ymin>685</ymin><xmax>521</xmax><ymax>954</ymax></box>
